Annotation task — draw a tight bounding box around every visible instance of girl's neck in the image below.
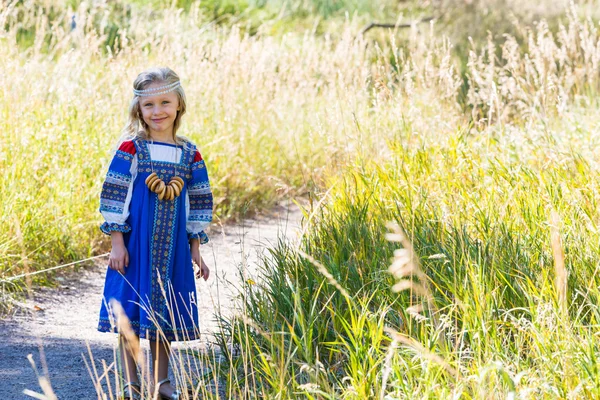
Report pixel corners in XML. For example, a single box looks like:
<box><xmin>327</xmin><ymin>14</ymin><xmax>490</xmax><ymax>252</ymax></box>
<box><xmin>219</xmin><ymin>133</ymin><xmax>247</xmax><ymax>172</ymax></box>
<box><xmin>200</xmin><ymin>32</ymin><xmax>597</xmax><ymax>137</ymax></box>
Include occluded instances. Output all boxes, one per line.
<box><xmin>148</xmin><ymin>130</ymin><xmax>175</xmax><ymax>144</ymax></box>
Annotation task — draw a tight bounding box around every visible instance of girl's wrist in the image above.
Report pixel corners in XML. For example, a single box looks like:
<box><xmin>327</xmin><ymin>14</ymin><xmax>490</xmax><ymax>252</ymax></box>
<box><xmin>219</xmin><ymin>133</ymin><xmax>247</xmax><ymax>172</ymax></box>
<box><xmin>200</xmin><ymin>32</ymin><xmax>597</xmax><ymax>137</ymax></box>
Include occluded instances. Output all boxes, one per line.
<box><xmin>110</xmin><ymin>231</ymin><xmax>125</xmax><ymax>246</ymax></box>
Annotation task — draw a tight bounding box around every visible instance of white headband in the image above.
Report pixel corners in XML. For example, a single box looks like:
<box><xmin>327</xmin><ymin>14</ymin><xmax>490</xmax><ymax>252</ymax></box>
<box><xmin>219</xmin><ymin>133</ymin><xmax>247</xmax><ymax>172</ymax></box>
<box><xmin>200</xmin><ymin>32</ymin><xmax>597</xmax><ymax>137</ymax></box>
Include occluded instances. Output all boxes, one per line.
<box><xmin>133</xmin><ymin>81</ymin><xmax>180</xmax><ymax>97</ymax></box>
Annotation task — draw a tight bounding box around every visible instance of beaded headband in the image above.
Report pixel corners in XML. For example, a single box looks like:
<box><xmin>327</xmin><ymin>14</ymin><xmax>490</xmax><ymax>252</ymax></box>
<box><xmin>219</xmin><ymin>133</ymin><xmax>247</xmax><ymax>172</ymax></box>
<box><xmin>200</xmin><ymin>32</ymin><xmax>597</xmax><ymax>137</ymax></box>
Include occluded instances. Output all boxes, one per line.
<box><xmin>133</xmin><ymin>81</ymin><xmax>180</xmax><ymax>97</ymax></box>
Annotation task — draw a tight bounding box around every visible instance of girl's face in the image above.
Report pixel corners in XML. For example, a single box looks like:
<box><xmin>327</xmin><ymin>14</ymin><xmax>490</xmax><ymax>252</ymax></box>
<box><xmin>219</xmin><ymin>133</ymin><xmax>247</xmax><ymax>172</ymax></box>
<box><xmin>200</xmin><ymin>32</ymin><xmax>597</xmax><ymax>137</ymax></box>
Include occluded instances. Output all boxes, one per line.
<box><xmin>138</xmin><ymin>82</ymin><xmax>180</xmax><ymax>139</ymax></box>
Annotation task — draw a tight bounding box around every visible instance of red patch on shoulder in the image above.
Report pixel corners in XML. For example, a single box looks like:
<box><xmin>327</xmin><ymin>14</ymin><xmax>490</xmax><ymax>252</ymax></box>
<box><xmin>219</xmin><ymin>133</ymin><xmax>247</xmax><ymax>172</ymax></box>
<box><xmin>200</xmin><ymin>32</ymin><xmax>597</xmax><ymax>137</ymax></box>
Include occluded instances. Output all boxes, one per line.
<box><xmin>193</xmin><ymin>151</ymin><xmax>203</xmax><ymax>163</ymax></box>
<box><xmin>118</xmin><ymin>140</ymin><xmax>136</xmax><ymax>155</ymax></box>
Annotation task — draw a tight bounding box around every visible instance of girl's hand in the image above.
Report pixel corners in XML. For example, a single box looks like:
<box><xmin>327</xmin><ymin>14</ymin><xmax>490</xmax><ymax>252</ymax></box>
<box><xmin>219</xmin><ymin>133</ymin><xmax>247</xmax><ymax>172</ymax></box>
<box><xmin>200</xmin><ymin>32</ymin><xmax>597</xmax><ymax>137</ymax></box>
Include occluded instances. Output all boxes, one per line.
<box><xmin>191</xmin><ymin>244</ymin><xmax>209</xmax><ymax>281</ymax></box>
<box><xmin>108</xmin><ymin>232</ymin><xmax>129</xmax><ymax>275</ymax></box>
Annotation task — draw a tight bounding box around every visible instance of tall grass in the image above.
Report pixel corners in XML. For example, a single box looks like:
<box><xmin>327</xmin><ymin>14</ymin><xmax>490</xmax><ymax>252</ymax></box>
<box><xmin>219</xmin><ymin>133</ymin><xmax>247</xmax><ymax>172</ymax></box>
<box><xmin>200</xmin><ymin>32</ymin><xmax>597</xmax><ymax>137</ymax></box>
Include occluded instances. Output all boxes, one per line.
<box><xmin>220</xmin><ymin>118</ymin><xmax>600</xmax><ymax>397</ymax></box>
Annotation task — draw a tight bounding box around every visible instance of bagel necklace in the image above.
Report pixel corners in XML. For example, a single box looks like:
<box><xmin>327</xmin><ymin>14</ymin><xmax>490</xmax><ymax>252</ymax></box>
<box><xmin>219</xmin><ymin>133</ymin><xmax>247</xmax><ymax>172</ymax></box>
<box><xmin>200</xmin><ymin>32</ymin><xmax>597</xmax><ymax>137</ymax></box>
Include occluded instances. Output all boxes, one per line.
<box><xmin>144</xmin><ymin>140</ymin><xmax>185</xmax><ymax>201</ymax></box>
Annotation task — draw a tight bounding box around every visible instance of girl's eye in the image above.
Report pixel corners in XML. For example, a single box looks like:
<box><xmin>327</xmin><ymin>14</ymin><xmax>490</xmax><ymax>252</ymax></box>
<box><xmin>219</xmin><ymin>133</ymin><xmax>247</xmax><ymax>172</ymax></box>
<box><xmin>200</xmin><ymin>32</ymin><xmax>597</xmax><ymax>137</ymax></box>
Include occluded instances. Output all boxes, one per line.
<box><xmin>144</xmin><ymin>103</ymin><xmax>152</xmax><ymax>107</ymax></box>
<box><xmin>162</xmin><ymin>101</ymin><xmax>169</xmax><ymax>104</ymax></box>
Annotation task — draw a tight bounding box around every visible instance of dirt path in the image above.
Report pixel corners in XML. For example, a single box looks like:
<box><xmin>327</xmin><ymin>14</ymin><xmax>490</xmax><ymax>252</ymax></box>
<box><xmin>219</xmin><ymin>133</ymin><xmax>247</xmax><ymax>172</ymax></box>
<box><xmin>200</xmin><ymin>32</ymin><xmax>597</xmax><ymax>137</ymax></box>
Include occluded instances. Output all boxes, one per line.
<box><xmin>0</xmin><ymin>204</ymin><xmax>303</xmax><ymax>399</ymax></box>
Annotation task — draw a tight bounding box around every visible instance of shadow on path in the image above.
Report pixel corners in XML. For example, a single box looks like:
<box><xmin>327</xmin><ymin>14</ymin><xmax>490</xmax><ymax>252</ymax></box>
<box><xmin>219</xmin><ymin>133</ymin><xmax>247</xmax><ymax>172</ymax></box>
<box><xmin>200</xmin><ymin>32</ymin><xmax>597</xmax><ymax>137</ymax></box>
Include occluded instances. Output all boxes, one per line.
<box><xmin>0</xmin><ymin>320</ymin><xmax>116</xmax><ymax>399</ymax></box>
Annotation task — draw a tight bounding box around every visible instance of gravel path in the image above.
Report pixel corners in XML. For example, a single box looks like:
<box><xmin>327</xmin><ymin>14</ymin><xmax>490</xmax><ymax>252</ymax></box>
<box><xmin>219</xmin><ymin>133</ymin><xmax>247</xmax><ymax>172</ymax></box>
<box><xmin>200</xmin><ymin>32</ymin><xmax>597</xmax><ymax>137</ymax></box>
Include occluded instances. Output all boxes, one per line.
<box><xmin>0</xmin><ymin>204</ymin><xmax>302</xmax><ymax>399</ymax></box>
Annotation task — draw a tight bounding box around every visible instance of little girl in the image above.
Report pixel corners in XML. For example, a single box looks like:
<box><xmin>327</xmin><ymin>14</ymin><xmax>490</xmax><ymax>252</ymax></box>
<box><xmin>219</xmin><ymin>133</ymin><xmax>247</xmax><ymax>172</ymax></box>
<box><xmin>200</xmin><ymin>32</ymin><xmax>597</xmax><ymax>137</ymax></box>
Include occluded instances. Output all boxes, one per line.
<box><xmin>97</xmin><ymin>67</ymin><xmax>213</xmax><ymax>400</ymax></box>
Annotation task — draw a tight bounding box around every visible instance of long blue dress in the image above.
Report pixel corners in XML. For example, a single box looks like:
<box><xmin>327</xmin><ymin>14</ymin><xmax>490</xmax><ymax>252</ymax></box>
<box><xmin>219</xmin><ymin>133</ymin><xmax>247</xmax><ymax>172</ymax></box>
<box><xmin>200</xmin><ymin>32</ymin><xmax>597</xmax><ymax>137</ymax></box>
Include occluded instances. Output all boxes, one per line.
<box><xmin>97</xmin><ymin>138</ymin><xmax>213</xmax><ymax>341</ymax></box>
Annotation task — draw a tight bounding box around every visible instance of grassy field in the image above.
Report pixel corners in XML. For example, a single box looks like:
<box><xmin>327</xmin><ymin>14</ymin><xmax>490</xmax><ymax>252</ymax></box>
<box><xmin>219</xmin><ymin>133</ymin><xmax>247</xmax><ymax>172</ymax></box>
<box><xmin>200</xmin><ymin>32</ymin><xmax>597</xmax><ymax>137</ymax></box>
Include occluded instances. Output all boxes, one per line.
<box><xmin>6</xmin><ymin>0</ymin><xmax>600</xmax><ymax>398</ymax></box>
<box><xmin>220</xmin><ymin>114</ymin><xmax>600</xmax><ymax>397</ymax></box>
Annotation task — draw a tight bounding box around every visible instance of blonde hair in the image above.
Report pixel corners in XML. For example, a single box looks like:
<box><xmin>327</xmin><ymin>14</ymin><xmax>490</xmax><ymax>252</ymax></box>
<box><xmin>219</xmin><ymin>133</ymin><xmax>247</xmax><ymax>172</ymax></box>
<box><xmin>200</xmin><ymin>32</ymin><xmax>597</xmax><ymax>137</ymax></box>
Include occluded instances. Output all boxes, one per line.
<box><xmin>121</xmin><ymin>67</ymin><xmax>188</xmax><ymax>146</ymax></box>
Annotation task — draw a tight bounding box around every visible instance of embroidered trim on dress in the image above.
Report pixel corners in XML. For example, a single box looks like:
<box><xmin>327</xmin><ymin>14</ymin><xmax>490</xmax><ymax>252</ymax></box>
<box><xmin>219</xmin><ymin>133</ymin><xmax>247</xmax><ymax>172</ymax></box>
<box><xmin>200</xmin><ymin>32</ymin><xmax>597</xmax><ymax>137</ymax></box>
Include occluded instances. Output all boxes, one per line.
<box><xmin>97</xmin><ymin>318</ymin><xmax>200</xmax><ymax>341</ymax></box>
<box><xmin>100</xmin><ymin>222</ymin><xmax>131</xmax><ymax>235</ymax></box>
<box><xmin>187</xmin><ymin>231</ymin><xmax>209</xmax><ymax>244</ymax></box>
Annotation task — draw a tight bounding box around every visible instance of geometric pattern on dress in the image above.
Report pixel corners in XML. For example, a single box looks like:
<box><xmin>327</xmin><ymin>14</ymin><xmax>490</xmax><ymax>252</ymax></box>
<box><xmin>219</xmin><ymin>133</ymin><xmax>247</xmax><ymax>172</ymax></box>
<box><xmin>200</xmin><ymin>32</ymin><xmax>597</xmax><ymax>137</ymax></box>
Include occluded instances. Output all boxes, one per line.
<box><xmin>99</xmin><ymin>143</ymin><xmax>135</xmax><ymax>233</ymax></box>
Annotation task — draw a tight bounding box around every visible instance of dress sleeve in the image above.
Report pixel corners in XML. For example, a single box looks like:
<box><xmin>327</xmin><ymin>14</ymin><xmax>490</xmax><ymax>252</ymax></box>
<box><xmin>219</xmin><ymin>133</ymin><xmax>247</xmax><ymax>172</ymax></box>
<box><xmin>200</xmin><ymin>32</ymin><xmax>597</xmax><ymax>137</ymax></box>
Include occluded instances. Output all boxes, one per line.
<box><xmin>99</xmin><ymin>140</ymin><xmax>137</xmax><ymax>235</ymax></box>
<box><xmin>186</xmin><ymin>149</ymin><xmax>213</xmax><ymax>244</ymax></box>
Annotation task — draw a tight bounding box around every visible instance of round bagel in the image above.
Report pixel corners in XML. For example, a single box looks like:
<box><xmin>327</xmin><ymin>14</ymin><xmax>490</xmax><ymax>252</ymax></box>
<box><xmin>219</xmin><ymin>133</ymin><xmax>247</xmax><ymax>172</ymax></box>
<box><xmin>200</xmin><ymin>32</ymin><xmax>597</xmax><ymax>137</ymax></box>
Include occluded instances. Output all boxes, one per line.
<box><xmin>158</xmin><ymin>185</ymin><xmax>167</xmax><ymax>200</ymax></box>
<box><xmin>147</xmin><ymin>175</ymin><xmax>160</xmax><ymax>189</ymax></box>
<box><xmin>150</xmin><ymin>177</ymin><xmax>163</xmax><ymax>192</ymax></box>
<box><xmin>172</xmin><ymin>176</ymin><xmax>185</xmax><ymax>187</ymax></box>
<box><xmin>145</xmin><ymin>172</ymin><xmax>158</xmax><ymax>186</ymax></box>
<box><xmin>170</xmin><ymin>183</ymin><xmax>181</xmax><ymax>197</ymax></box>
<box><xmin>154</xmin><ymin>180</ymin><xmax>165</xmax><ymax>195</ymax></box>
<box><xmin>169</xmin><ymin>179</ymin><xmax>182</xmax><ymax>192</ymax></box>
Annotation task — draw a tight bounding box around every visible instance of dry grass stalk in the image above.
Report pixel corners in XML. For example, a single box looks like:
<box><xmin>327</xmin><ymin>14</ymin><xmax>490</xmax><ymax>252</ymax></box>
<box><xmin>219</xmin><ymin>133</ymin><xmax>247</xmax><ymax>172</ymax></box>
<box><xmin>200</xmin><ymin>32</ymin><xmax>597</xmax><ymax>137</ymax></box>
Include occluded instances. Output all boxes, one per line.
<box><xmin>298</xmin><ymin>249</ymin><xmax>351</xmax><ymax>300</ymax></box>
<box><xmin>110</xmin><ymin>299</ymin><xmax>144</xmax><ymax>365</ymax></box>
<box><xmin>24</xmin><ymin>354</ymin><xmax>57</xmax><ymax>400</ymax></box>
<box><xmin>386</xmin><ymin>224</ymin><xmax>437</xmax><ymax>314</ymax></box>
<box><xmin>384</xmin><ymin>327</ymin><xmax>458</xmax><ymax>378</ymax></box>
<box><xmin>386</xmin><ymin>222</ymin><xmax>448</xmax><ymax>351</ymax></box>
<box><xmin>109</xmin><ymin>299</ymin><xmax>150</xmax><ymax>398</ymax></box>
<box><xmin>84</xmin><ymin>342</ymin><xmax>104</xmax><ymax>397</ymax></box>
<box><xmin>100</xmin><ymin>359</ymin><xmax>115</xmax><ymax>400</ymax></box>
<box><xmin>21</xmin><ymin>389</ymin><xmax>53</xmax><ymax>400</ymax></box>
<box><xmin>379</xmin><ymin>338</ymin><xmax>398</xmax><ymax>400</ymax></box>
<box><xmin>550</xmin><ymin>210</ymin><xmax>568</xmax><ymax>312</ymax></box>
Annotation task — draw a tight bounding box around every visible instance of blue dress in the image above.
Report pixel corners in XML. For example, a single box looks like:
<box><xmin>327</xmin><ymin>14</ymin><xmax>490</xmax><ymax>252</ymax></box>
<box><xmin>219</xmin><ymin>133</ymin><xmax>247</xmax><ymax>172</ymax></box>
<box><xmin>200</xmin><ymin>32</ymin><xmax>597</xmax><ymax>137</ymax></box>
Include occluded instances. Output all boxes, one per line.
<box><xmin>97</xmin><ymin>138</ymin><xmax>213</xmax><ymax>341</ymax></box>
